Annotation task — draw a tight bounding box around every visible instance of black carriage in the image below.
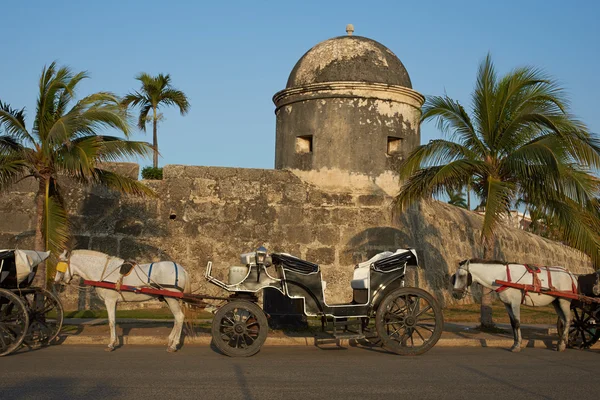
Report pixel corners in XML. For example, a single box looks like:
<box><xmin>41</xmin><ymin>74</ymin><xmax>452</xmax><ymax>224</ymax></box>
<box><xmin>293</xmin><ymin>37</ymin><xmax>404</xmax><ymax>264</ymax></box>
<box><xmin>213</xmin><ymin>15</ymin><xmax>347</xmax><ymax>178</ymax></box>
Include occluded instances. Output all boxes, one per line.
<box><xmin>562</xmin><ymin>271</ymin><xmax>600</xmax><ymax>349</ymax></box>
<box><xmin>206</xmin><ymin>247</ymin><xmax>444</xmax><ymax>357</ymax></box>
<box><xmin>0</xmin><ymin>250</ymin><xmax>64</xmax><ymax>356</ymax></box>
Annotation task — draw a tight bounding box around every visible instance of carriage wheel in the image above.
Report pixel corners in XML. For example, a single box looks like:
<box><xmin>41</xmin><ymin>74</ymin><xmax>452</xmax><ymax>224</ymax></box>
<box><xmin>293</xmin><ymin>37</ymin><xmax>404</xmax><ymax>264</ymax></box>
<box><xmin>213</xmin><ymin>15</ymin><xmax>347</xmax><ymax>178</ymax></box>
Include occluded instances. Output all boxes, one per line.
<box><xmin>211</xmin><ymin>300</ymin><xmax>268</xmax><ymax>357</ymax></box>
<box><xmin>0</xmin><ymin>289</ymin><xmax>29</xmax><ymax>356</ymax></box>
<box><xmin>375</xmin><ymin>287</ymin><xmax>443</xmax><ymax>356</ymax></box>
<box><xmin>559</xmin><ymin>302</ymin><xmax>599</xmax><ymax>349</ymax></box>
<box><xmin>23</xmin><ymin>288</ymin><xmax>64</xmax><ymax>347</ymax></box>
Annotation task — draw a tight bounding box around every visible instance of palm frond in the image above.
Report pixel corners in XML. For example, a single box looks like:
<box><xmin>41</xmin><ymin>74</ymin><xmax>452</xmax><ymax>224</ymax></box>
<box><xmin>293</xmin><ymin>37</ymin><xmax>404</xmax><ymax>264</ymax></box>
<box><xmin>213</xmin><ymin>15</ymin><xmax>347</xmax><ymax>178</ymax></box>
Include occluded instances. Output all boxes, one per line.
<box><xmin>55</xmin><ymin>70</ymin><xmax>89</xmax><ymax>118</ymax></box>
<box><xmin>541</xmin><ymin>197</ymin><xmax>600</xmax><ymax>266</ymax></box>
<box><xmin>0</xmin><ymin>101</ymin><xmax>35</xmax><ymax>145</ymax></box>
<box><xmin>472</xmin><ymin>53</ymin><xmax>497</xmax><ymax>146</ymax></box>
<box><xmin>394</xmin><ymin>160</ymin><xmax>483</xmax><ymax>212</ymax></box>
<box><xmin>137</xmin><ymin>104</ymin><xmax>152</xmax><ymax>131</ymax></box>
<box><xmin>0</xmin><ymin>135</ymin><xmax>25</xmax><ymax>155</ymax></box>
<box><xmin>0</xmin><ymin>155</ymin><xmax>29</xmax><ymax>192</ymax></box>
<box><xmin>122</xmin><ymin>91</ymin><xmax>150</xmax><ymax>110</ymax></box>
<box><xmin>88</xmin><ymin>168</ymin><xmax>155</xmax><ymax>196</ymax></box>
<box><xmin>159</xmin><ymin>88</ymin><xmax>190</xmax><ymax>115</ymax></box>
<box><xmin>421</xmin><ymin>96</ymin><xmax>485</xmax><ymax>156</ymax></box>
<box><xmin>399</xmin><ymin>139</ymin><xmax>479</xmax><ymax>180</ymax></box>
<box><xmin>480</xmin><ymin>177</ymin><xmax>515</xmax><ymax>242</ymax></box>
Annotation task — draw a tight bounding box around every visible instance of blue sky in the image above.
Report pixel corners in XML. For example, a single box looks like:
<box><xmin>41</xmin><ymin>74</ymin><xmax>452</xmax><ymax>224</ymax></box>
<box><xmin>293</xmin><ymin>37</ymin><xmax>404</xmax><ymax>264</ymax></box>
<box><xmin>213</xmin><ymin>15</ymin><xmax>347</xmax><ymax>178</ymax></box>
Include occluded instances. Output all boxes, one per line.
<box><xmin>1</xmin><ymin>0</ymin><xmax>598</xmax><ymax>170</ymax></box>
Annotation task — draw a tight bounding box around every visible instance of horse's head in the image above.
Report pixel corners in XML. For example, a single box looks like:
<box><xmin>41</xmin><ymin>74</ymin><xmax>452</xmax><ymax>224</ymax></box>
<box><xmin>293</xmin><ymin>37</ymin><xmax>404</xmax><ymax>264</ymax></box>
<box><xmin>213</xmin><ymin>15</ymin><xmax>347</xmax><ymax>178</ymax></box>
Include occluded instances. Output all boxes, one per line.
<box><xmin>53</xmin><ymin>249</ymin><xmax>73</xmax><ymax>290</ymax></box>
<box><xmin>450</xmin><ymin>259</ymin><xmax>473</xmax><ymax>299</ymax></box>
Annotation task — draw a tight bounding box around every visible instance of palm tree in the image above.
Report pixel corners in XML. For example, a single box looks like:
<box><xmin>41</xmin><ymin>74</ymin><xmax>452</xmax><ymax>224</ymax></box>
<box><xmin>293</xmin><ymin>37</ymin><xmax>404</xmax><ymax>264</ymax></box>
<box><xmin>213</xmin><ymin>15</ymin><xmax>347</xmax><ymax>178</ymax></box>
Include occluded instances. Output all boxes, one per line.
<box><xmin>0</xmin><ymin>62</ymin><xmax>154</xmax><ymax>286</ymax></box>
<box><xmin>122</xmin><ymin>73</ymin><xmax>190</xmax><ymax>168</ymax></box>
<box><xmin>395</xmin><ymin>54</ymin><xmax>600</xmax><ymax>327</ymax></box>
<box><xmin>446</xmin><ymin>188</ymin><xmax>468</xmax><ymax>209</ymax></box>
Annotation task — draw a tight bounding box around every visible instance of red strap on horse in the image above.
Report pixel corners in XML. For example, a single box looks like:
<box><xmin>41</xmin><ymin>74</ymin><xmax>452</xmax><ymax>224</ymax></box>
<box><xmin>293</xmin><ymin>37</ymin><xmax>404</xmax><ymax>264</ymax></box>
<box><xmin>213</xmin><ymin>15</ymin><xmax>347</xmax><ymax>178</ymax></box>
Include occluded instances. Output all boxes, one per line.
<box><xmin>545</xmin><ymin>267</ymin><xmax>555</xmax><ymax>291</ymax></box>
<box><xmin>495</xmin><ymin>264</ymin><xmax>512</xmax><ymax>293</ymax></box>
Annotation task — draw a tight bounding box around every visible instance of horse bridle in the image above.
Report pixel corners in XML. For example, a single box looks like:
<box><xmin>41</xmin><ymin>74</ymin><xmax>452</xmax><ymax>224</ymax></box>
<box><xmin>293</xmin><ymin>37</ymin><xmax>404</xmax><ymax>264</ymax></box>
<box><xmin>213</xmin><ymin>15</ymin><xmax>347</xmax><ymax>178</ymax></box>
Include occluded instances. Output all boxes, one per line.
<box><xmin>451</xmin><ymin>262</ymin><xmax>473</xmax><ymax>297</ymax></box>
<box><xmin>56</xmin><ymin>256</ymin><xmax>74</xmax><ymax>284</ymax></box>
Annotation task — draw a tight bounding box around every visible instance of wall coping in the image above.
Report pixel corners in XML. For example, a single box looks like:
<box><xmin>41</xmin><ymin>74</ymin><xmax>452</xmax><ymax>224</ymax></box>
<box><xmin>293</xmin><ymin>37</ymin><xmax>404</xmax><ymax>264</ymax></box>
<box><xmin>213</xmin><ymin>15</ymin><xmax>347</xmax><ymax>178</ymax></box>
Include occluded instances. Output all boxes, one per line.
<box><xmin>273</xmin><ymin>81</ymin><xmax>425</xmax><ymax>111</ymax></box>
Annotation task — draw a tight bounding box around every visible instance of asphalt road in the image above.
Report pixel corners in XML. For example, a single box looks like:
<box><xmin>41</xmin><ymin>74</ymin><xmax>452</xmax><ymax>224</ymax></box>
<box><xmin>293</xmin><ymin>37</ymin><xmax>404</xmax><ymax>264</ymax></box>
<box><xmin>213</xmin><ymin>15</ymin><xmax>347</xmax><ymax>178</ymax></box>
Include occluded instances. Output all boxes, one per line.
<box><xmin>0</xmin><ymin>345</ymin><xmax>598</xmax><ymax>400</ymax></box>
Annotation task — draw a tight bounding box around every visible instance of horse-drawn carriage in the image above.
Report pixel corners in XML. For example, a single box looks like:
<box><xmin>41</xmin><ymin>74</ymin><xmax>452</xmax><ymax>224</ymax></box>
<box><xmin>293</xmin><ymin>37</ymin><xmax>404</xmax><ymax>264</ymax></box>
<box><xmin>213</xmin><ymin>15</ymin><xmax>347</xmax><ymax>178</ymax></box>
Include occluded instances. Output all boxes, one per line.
<box><xmin>206</xmin><ymin>247</ymin><xmax>444</xmax><ymax>357</ymax></box>
<box><xmin>451</xmin><ymin>259</ymin><xmax>600</xmax><ymax>352</ymax></box>
<box><xmin>0</xmin><ymin>249</ymin><xmax>64</xmax><ymax>356</ymax></box>
<box><xmin>57</xmin><ymin>247</ymin><xmax>444</xmax><ymax>357</ymax></box>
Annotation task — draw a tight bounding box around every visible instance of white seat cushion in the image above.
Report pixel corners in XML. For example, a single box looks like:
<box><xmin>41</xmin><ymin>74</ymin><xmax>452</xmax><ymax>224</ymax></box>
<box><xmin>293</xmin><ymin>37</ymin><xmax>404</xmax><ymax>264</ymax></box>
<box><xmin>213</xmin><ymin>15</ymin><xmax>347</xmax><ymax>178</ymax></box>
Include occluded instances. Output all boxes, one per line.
<box><xmin>350</xmin><ymin>251</ymin><xmax>399</xmax><ymax>289</ymax></box>
<box><xmin>351</xmin><ymin>266</ymin><xmax>370</xmax><ymax>289</ymax></box>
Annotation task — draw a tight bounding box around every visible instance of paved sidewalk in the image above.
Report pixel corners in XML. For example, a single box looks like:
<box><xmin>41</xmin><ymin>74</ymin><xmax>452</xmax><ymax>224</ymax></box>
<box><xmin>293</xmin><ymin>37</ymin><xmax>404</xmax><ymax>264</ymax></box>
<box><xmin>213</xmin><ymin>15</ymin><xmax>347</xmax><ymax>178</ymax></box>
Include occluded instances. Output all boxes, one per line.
<box><xmin>56</xmin><ymin>318</ymin><xmax>599</xmax><ymax>350</ymax></box>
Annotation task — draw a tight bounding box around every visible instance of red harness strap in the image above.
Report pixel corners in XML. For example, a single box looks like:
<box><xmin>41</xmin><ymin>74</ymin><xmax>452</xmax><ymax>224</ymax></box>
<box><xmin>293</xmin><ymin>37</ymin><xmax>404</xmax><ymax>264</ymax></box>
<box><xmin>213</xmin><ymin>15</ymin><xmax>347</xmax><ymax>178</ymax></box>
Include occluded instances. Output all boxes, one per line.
<box><xmin>495</xmin><ymin>264</ymin><xmax>512</xmax><ymax>293</ymax></box>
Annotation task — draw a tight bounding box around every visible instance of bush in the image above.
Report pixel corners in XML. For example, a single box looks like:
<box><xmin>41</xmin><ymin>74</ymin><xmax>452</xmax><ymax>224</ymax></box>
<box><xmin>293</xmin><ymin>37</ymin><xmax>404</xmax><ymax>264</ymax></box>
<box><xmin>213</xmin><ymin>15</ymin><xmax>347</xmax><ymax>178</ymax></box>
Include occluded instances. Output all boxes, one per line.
<box><xmin>141</xmin><ymin>166</ymin><xmax>163</xmax><ymax>180</ymax></box>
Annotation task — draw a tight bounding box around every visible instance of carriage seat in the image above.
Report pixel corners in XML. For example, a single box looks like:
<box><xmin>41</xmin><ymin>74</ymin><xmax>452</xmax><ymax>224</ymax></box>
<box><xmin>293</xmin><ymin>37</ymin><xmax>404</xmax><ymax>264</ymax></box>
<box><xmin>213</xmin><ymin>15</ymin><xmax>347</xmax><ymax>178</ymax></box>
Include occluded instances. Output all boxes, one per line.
<box><xmin>271</xmin><ymin>253</ymin><xmax>320</xmax><ymax>275</ymax></box>
<box><xmin>350</xmin><ymin>251</ymin><xmax>395</xmax><ymax>289</ymax></box>
<box><xmin>351</xmin><ymin>250</ymin><xmax>418</xmax><ymax>289</ymax></box>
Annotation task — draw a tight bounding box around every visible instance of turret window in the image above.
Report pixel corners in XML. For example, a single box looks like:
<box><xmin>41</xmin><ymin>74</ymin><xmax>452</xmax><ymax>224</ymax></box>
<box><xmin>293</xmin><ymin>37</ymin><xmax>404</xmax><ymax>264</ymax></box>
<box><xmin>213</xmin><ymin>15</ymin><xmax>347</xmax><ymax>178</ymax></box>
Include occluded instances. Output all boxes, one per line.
<box><xmin>387</xmin><ymin>137</ymin><xmax>403</xmax><ymax>155</ymax></box>
<box><xmin>296</xmin><ymin>135</ymin><xmax>313</xmax><ymax>153</ymax></box>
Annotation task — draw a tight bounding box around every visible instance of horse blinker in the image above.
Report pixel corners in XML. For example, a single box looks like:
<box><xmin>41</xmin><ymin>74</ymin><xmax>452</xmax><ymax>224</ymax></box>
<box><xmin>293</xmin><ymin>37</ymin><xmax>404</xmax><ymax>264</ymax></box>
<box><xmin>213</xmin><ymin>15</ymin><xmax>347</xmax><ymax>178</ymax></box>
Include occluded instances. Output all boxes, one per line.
<box><xmin>56</xmin><ymin>261</ymin><xmax>68</xmax><ymax>273</ymax></box>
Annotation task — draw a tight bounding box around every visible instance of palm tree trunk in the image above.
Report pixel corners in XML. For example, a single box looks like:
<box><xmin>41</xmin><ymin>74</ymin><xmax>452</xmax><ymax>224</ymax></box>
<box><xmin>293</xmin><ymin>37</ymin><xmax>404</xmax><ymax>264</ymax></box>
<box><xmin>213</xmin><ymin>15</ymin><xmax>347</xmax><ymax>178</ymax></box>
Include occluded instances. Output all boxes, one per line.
<box><xmin>480</xmin><ymin>243</ymin><xmax>495</xmax><ymax>328</ymax></box>
<box><xmin>152</xmin><ymin>107</ymin><xmax>158</xmax><ymax>168</ymax></box>
<box><xmin>33</xmin><ymin>178</ymin><xmax>46</xmax><ymax>288</ymax></box>
<box><xmin>467</xmin><ymin>180</ymin><xmax>471</xmax><ymax>211</ymax></box>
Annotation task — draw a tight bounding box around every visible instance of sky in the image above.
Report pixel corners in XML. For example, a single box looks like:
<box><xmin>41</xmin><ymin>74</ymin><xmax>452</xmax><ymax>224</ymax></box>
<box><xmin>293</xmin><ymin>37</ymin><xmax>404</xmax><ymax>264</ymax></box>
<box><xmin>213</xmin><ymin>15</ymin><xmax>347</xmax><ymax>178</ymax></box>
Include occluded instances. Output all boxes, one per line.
<box><xmin>1</xmin><ymin>0</ymin><xmax>599</xmax><ymax>171</ymax></box>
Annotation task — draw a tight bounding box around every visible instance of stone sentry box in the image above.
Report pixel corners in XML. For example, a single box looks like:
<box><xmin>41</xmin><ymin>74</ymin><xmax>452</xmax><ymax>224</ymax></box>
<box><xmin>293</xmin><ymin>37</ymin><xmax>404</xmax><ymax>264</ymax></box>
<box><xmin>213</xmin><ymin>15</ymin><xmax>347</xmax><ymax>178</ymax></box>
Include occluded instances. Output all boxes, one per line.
<box><xmin>273</xmin><ymin>35</ymin><xmax>424</xmax><ymax>178</ymax></box>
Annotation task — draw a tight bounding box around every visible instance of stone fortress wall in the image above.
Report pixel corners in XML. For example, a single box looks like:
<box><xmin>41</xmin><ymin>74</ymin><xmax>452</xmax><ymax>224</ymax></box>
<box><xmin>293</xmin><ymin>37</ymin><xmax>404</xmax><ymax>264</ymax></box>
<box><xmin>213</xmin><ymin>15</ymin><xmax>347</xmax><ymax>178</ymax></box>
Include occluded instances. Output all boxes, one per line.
<box><xmin>0</xmin><ymin>163</ymin><xmax>592</xmax><ymax>310</ymax></box>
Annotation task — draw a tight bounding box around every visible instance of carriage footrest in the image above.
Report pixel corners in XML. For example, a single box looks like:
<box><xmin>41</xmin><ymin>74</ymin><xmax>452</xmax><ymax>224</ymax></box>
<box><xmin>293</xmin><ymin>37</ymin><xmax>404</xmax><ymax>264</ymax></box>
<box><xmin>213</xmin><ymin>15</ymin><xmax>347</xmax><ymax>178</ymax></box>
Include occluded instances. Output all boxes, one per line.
<box><xmin>332</xmin><ymin>333</ymin><xmax>365</xmax><ymax>340</ymax></box>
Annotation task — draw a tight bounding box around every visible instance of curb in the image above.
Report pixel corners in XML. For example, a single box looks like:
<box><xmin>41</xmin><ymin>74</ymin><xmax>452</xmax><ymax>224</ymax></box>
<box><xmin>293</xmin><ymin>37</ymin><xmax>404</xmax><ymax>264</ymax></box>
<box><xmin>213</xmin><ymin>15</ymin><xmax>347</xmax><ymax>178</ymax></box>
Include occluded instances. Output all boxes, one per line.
<box><xmin>58</xmin><ymin>335</ymin><xmax>600</xmax><ymax>349</ymax></box>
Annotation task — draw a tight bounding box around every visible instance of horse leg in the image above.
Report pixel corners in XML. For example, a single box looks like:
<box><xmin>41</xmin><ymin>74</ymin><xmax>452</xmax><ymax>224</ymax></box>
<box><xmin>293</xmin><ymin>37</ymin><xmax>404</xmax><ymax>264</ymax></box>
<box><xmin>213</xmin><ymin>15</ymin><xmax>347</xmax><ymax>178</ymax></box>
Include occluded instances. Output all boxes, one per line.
<box><xmin>503</xmin><ymin>299</ymin><xmax>522</xmax><ymax>352</ymax></box>
<box><xmin>164</xmin><ymin>297</ymin><xmax>185</xmax><ymax>353</ymax></box>
<box><xmin>553</xmin><ymin>299</ymin><xmax>571</xmax><ymax>352</ymax></box>
<box><xmin>105</xmin><ymin>295</ymin><xmax>118</xmax><ymax>352</ymax></box>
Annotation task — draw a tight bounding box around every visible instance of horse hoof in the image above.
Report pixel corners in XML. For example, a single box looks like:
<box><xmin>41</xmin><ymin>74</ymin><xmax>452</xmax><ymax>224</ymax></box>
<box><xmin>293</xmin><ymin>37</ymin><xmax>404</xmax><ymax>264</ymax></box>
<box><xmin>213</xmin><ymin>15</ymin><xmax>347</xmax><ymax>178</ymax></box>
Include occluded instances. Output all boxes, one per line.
<box><xmin>510</xmin><ymin>346</ymin><xmax>521</xmax><ymax>353</ymax></box>
<box><xmin>557</xmin><ymin>343</ymin><xmax>566</xmax><ymax>352</ymax></box>
<box><xmin>167</xmin><ymin>347</ymin><xmax>178</xmax><ymax>353</ymax></box>
<box><xmin>105</xmin><ymin>347</ymin><xmax>115</xmax><ymax>352</ymax></box>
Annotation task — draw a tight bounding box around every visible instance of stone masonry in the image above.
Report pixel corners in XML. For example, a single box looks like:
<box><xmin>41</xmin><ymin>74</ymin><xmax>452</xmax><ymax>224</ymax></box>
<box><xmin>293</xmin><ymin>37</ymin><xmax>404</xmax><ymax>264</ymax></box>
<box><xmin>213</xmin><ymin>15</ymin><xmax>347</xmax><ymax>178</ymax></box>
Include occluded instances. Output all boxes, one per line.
<box><xmin>0</xmin><ymin>163</ymin><xmax>592</xmax><ymax>310</ymax></box>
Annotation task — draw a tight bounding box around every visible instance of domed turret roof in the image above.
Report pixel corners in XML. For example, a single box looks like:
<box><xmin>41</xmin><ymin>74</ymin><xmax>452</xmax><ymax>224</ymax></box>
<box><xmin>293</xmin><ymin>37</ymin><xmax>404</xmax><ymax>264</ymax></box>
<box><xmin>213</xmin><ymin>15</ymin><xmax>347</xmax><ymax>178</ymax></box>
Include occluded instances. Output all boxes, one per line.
<box><xmin>286</xmin><ymin>35</ymin><xmax>412</xmax><ymax>89</ymax></box>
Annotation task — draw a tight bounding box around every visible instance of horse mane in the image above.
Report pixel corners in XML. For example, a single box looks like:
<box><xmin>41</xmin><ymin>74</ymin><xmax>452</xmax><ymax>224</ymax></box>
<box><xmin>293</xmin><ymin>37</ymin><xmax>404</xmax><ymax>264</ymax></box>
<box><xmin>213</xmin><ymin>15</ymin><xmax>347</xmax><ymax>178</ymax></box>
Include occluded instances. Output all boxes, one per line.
<box><xmin>460</xmin><ymin>258</ymin><xmax>512</xmax><ymax>265</ymax></box>
<box><xmin>72</xmin><ymin>249</ymin><xmax>123</xmax><ymax>262</ymax></box>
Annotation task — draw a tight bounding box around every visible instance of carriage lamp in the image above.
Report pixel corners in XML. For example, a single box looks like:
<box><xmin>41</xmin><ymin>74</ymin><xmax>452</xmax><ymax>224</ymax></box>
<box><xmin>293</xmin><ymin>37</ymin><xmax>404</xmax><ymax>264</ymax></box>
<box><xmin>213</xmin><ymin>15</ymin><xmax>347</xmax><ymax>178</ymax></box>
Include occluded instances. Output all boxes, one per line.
<box><xmin>263</xmin><ymin>255</ymin><xmax>272</xmax><ymax>267</ymax></box>
<box><xmin>256</xmin><ymin>246</ymin><xmax>267</xmax><ymax>265</ymax></box>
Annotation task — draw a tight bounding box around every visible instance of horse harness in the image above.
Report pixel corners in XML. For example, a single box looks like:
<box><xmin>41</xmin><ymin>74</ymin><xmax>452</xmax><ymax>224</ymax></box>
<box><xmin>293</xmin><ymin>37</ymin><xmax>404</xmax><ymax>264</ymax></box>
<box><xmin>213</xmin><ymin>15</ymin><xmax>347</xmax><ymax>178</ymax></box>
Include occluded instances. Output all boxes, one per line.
<box><xmin>495</xmin><ymin>264</ymin><xmax>577</xmax><ymax>304</ymax></box>
<box><xmin>57</xmin><ymin>255</ymin><xmax>182</xmax><ymax>292</ymax></box>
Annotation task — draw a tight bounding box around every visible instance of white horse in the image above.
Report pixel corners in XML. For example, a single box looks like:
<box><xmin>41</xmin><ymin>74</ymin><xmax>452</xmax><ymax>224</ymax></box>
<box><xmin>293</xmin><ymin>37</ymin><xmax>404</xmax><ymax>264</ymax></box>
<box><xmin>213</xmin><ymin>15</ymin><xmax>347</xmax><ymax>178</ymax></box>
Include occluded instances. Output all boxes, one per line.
<box><xmin>54</xmin><ymin>249</ymin><xmax>191</xmax><ymax>352</ymax></box>
<box><xmin>451</xmin><ymin>259</ymin><xmax>577</xmax><ymax>352</ymax></box>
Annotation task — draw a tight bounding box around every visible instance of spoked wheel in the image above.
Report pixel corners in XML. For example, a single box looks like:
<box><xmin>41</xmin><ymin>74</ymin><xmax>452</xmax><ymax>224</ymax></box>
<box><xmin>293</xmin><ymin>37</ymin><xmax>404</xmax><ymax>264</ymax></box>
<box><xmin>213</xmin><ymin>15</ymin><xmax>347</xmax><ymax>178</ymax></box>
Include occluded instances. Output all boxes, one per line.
<box><xmin>211</xmin><ymin>300</ymin><xmax>268</xmax><ymax>357</ymax></box>
<box><xmin>559</xmin><ymin>302</ymin><xmax>599</xmax><ymax>349</ymax></box>
<box><xmin>0</xmin><ymin>289</ymin><xmax>29</xmax><ymax>356</ymax></box>
<box><xmin>22</xmin><ymin>288</ymin><xmax>64</xmax><ymax>347</ymax></box>
<box><xmin>375</xmin><ymin>287</ymin><xmax>443</xmax><ymax>356</ymax></box>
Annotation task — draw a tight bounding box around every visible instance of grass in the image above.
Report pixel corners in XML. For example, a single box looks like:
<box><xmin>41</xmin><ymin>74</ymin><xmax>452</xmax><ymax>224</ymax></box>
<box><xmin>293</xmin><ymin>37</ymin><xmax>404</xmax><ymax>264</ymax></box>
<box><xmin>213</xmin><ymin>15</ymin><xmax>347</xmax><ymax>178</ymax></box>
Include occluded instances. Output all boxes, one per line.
<box><xmin>63</xmin><ymin>309</ymin><xmax>212</xmax><ymax>319</ymax></box>
<box><xmin>444</xmin><ymin>302</ymin><xmax>559</xmax><ymax>324</ymax></box>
